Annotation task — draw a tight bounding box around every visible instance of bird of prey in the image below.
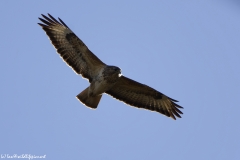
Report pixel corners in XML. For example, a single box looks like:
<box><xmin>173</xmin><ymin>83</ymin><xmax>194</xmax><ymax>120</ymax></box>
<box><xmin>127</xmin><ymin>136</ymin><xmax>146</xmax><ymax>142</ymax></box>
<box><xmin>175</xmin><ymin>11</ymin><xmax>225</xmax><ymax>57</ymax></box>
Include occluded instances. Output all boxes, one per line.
<box><xmin>38</xmin><ymin>13</ymin><xmax>183</xmax><ymax>120</ymax></box>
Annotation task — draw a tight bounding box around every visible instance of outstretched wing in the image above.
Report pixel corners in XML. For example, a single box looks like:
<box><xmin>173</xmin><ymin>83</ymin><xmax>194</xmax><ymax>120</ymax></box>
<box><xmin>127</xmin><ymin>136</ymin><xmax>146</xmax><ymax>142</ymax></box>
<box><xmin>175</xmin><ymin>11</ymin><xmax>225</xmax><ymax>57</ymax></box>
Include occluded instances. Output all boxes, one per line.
<box><xmin>38</xmin><ymin>14</ymin><xmax>105</xmax><ymax>82</ymax></box>
<box><xmin>106</xmin><ymin>76</ymin><xmax>183</xmax><ymax>120</ymax></box>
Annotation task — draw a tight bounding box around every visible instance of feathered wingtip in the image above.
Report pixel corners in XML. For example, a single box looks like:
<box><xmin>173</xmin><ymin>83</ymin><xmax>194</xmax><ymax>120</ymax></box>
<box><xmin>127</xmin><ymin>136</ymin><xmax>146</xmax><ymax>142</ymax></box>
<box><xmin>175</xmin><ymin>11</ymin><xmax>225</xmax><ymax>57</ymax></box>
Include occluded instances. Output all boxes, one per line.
<box><xmin>38</xmin><ymin>13</ymin><xmax>70</xmax><ymax>28</ymax></box>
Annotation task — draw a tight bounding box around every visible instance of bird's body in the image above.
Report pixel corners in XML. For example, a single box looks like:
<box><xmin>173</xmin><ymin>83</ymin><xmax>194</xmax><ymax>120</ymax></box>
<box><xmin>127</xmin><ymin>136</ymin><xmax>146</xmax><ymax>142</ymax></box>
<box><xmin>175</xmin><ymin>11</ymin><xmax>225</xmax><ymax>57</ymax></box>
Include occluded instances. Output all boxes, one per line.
<box><xmin>88</xmin><ymin>66</ymin><xmax>121</xmax><ymax>97</ymax></box>
<box><xmin>38</xmin><ymin>14</ymin><xmax>183</xmax><ymax>120</ymax></box>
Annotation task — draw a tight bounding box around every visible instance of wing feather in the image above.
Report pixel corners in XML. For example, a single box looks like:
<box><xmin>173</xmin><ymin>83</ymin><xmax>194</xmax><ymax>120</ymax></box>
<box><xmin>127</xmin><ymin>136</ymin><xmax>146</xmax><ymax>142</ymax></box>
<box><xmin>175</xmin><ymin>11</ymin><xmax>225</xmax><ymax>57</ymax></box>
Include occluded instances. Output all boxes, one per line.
<box><xmin>38</xmin><ymin>13</ymin><xmax>105</xmax><ymax>82</ymax></box>
<box><xmin>106</xmin><ymin>76</ymin><xmax>183</xmax><ymax>120</ymax></box>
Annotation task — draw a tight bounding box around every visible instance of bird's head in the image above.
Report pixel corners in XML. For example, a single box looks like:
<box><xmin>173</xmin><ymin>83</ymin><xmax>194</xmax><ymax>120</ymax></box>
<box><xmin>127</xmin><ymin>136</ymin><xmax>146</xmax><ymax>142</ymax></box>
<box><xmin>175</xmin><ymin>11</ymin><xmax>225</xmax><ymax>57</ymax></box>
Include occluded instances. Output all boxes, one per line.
<box><xmin>105</xmin><ymin>66</ymin><xmax>122</xmax><ymax>77</ymax></box>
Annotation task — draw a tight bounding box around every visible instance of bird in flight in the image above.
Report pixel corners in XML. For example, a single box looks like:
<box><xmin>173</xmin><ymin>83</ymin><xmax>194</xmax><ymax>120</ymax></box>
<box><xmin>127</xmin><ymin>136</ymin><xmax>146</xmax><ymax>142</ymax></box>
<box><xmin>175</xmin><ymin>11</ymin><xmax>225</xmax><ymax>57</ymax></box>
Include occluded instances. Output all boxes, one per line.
<box><xmin>38</xmin><ymin>14</ymin><xmax>183</xmax><ymax>120</ymax></box>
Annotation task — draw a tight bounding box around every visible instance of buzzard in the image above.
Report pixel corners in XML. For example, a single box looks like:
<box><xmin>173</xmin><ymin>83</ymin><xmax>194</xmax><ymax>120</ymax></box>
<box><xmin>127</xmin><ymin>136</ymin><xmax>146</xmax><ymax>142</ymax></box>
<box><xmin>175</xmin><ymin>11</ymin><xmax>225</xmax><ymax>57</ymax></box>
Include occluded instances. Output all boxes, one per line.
<box><xmin>38</xmin><ymin>14</ymin><xmax>183</xmax><ymax>120</ymax></box>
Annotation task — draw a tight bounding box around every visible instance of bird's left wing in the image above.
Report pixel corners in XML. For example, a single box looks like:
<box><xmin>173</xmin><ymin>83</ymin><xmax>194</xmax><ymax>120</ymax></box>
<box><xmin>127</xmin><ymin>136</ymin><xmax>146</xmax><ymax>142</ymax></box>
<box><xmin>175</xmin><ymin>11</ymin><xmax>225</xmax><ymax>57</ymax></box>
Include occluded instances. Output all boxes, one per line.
<box><xmin>38</xmin><ymin>14</ymin><xmax>106</xmax><ymax>82</ymax></box>
<box><xmin>106</xmin><ymin>76</ymin><xmax>183</xmax><ymax>120</ymax></box>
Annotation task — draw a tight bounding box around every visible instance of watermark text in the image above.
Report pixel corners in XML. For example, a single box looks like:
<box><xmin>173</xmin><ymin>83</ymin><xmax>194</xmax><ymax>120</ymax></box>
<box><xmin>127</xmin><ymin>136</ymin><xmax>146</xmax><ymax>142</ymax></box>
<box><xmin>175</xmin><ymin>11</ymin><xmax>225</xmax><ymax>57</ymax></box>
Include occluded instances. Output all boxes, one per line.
<box><xmin>1</xmin><ymin>154</ymin><xmax>46</xmax><ymax>160</ymax></box>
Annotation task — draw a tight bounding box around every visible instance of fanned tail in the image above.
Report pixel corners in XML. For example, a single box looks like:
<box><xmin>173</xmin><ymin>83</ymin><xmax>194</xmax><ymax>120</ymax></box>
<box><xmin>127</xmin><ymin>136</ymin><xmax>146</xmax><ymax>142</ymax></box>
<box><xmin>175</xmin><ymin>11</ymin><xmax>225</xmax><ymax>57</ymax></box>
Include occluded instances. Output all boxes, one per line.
<box><xmin>76</xmin><ymin>87</ymin><xmax>102</xmax><ymax>109</ymax></box>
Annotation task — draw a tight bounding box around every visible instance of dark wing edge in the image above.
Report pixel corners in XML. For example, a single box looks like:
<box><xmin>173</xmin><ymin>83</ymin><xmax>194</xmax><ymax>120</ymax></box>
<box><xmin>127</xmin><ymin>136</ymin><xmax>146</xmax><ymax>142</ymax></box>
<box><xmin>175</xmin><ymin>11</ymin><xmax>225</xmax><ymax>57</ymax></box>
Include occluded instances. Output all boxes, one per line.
<box><xmin>106</xmin><ymin>76</ymin><xmax>183</xmax><ymax>120</ymax></box>
<box><xmin>38</xmin><ymin>13</ymin><xmax>105</xmax><ymax>82</ymax></box>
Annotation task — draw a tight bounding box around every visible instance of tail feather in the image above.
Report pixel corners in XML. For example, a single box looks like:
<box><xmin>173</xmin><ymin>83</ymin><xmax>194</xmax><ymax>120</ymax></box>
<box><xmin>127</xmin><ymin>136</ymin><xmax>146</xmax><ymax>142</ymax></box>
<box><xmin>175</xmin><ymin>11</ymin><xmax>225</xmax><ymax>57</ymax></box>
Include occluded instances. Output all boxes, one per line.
<box><xmin>76</xmin><ymin>87</ymin><xmax>102</xmax><ymax>109</ymax></box>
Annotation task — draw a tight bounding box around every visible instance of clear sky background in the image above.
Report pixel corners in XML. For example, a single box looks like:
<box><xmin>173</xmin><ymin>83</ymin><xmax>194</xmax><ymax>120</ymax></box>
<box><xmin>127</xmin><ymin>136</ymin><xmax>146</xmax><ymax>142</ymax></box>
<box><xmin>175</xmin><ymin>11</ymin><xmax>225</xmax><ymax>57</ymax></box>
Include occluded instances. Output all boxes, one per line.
<box><xmin>1</xmin><ymin>1</ymin><xmax>240</xmax><ymax>160</ymax></box>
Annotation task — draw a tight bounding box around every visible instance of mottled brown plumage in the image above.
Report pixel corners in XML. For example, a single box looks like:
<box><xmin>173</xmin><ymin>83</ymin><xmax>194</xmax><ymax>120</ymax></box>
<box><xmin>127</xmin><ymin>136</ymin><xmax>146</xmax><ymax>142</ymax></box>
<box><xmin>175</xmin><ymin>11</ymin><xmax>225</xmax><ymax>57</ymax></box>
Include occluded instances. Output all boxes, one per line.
<box><xmin>38</xmin><ymin>13</ymin><xmax>183</xmax><ymax>120</ymax></box>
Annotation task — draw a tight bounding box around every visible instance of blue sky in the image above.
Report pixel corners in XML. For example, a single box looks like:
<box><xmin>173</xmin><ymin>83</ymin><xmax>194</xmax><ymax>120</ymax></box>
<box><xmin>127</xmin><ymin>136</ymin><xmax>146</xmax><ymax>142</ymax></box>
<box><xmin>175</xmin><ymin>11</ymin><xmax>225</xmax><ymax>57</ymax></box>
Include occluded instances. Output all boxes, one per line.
<box><xmin>1</xmin><ymin>1</ymin><xmax>240</xmax><ymax>159</ymax></box>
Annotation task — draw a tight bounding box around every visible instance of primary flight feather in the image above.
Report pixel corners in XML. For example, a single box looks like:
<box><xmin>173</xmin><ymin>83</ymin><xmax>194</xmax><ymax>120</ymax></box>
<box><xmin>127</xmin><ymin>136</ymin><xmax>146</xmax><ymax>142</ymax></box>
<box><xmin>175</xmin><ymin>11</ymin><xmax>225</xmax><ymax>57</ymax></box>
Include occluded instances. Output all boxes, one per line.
<box><xmin>38</xmin><ymin>13</ymin><xmax>183</xmax><ymax>120</ymax></box>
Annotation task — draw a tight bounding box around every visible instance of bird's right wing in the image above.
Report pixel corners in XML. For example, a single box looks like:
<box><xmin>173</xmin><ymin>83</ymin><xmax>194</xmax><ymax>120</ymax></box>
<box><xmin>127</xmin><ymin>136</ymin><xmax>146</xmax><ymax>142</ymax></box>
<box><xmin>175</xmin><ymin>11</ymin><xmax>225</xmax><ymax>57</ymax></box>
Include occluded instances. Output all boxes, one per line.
<box><xmin>106</xmin><ymin>76</ymin><xmax>183</xmax><ymax>120</ymax></box>
<box><xmin>38</xmin><ymin>14</ymin><xmax>106</xmax><ymax>82</ymax></box>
